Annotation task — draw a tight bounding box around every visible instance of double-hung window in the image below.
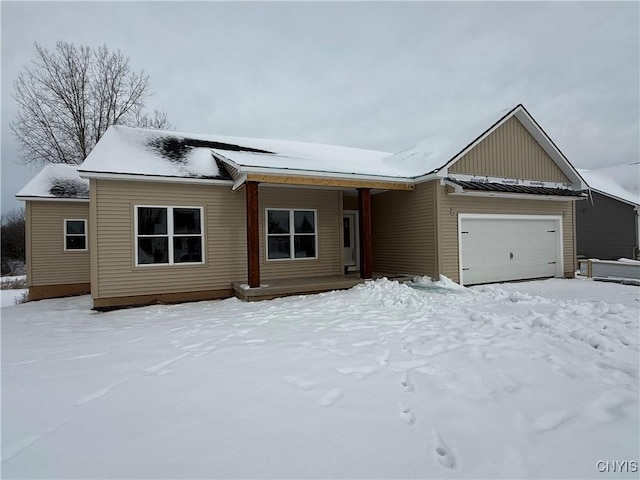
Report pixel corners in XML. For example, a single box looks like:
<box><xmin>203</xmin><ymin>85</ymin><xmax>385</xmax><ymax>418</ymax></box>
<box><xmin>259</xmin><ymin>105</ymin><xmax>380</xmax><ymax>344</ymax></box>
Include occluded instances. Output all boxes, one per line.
<box><xmin>136</xmin><ymin>206</ymin><xmax>203</xmax><ymax>265</ymax></box>
<box><xmin>64</xmin><ymin>219</ymin><xmax>87</xmax><ymax>251</ymax></box>
<box><xmin>266</xmin><ymin>209</ymin><xmax>317</xmax><ymax>260</ymax></box>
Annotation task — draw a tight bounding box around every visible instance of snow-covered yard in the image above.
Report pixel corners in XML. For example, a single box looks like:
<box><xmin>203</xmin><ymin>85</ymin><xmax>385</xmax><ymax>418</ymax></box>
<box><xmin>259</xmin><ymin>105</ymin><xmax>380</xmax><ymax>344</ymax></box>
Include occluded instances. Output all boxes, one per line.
<box><xmin>2</xmin><ymin>277</ymin><xmax>638</xmax><ymax>479</ymax></box>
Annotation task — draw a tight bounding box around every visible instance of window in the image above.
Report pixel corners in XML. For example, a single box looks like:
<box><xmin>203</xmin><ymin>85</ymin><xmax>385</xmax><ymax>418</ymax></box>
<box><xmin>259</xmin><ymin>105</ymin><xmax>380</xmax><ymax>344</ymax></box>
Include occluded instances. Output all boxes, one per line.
<box><xmin>266</xmin><ymin>209</ymin><xmax>317</xmax><ymax>260</ymax></box>
<box><xmin>135</xmin><ymin>206</ymin><xmax>203</xmax><ymax>265</ymax></box>
<box><xmin>64</xmin><ymin>219</ymin><xmax>87</xmax><ymax>251</ymax></box>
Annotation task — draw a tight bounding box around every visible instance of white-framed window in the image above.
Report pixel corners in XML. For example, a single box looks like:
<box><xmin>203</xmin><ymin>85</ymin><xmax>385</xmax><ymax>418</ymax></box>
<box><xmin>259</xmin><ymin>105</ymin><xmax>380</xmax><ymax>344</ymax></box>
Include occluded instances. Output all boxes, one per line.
<box><xmin>135</xmin><ymin>206</ymin><xmax>204</xmax><ymax>266</ymax></box>
<box><xmin>64</xmin><ymin>219</ymin><xmax>88</xmax><ymax>251</ymax></box>
<box><xmin>266</xmin><ymin>208</ymin><xmax>317</xmax><ymax>260</ymax></box>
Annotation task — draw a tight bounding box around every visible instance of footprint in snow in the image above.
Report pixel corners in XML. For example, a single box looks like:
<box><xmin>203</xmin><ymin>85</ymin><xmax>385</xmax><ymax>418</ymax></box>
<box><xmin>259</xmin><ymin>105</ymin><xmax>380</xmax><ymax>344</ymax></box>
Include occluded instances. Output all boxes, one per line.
<box><xmin>351</xmin><ymin>340</ymin><xmax>377</xmax><ymax>347</ymax></box>
<box><xmin>400</xmin><ymin>372</ymin><xmax>414</xmax><ymax>392</ymax></box>
<box><xmin>432</xmin><ymin>430</ymin><xmax>457</xmax><ymax>469</ymax></box>
<box><xmin>336</xmin><ymin>365</ymin><xmax>379</xmax><ymax>380</ymax></box>
<box><xmin>282</xmin><ymin>376</ymin><xmax>316</xmax><ymax>391</ymax></box>
<box><xmin>532</xmin><ymin>410</ymin><xmax>575</xmax><ymax>432</ymax></box>
<box><xmin>319</xmin><ymin>388</ymin><xmax>343</xmax><ymax>407</ymax></box>
<box><xmin>378</xmin><ymin>350</ymin><xmax>391</xmax><ymax>366</ymax></box>
<box><xmin>399</xmin><ymin>402</ymin><xmax>415</xmax><ymax>425</ymax></box>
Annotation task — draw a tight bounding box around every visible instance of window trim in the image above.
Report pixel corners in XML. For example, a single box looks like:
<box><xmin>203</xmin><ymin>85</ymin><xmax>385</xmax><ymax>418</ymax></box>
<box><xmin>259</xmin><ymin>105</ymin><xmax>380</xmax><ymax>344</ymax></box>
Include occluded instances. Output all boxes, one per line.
<box><xmin>63</xmin><ymin>219</ymin><xmax>88</xmax><ymax>252</ymax></box>
<box><xmin>265</xmin><ymin>208</ymin><xmax>318</xmax><ymax>261</ymax></box>
<box><xmin>134</xmin><ymin>205</ymin><xmax>205</xmax><ymax>267</ymax></box>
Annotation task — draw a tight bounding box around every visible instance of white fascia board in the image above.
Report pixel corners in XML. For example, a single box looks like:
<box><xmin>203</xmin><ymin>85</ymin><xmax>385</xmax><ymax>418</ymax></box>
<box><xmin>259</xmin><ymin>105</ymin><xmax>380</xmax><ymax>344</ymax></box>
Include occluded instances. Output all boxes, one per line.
<box><xmin>448</xmin><ymin>190</ymin><xmax>587</xmax><ymax>202</ymax></box>
<box><xmin>410</xmin><ymin>171</ymin><xmax>442</xmax><ymax>184</ymax></box>
<box><xmin>78</xmin><ymin>170</ymin><xmax>234</xmax><ymax>186</ymax></box>
<box><xmin>232</xmin><ymin>173</ymin><xmax>247</xmax><ymax>191</ymax></box>
<box><xmin>213</xmin><ymin>153</ymin><xmax>243</xmax><ymax>173</ymax></box>
<box><xmin>15</xmin><ymin>196</ymin><xmax>89</xmax><ymax>202</ymax></box>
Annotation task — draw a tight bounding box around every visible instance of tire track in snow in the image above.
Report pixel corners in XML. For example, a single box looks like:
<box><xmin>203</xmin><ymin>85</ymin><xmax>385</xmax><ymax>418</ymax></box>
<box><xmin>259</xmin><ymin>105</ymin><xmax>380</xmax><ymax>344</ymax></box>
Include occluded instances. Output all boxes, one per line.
<box><xmin>2</xmin><ymin>418</ymin><xmax>68</xmax><ymax>463</ymax></box>
<box><xmin>145</xmin><ymin>352</ymin><xmax>190</xmax><ymax>375</ymax></box>
<box><xmin>75</xmin><ymin>379</ymin><xmax>127</xmax><ymax>406</ymax></box>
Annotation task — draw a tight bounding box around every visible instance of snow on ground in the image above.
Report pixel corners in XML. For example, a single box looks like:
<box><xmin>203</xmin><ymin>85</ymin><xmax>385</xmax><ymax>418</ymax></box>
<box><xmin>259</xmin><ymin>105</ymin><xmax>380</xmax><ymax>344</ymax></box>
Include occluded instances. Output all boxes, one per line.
<box><xmin>2</xmin><ymin>278</ymin><xmax>638</xmax><ymax>479</ymax></box>
<box><xmin>1</xmin><ymin>289</ymin><xmax>27</xmax><ymax>308</ymax></box>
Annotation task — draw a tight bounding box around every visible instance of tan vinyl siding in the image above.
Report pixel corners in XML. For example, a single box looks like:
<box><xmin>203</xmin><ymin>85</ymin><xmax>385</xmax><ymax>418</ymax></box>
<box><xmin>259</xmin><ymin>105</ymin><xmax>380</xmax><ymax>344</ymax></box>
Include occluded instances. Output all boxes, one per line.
<box><xmin>27</xmin><ymin>201</ymin><xmax>90</xmax><ymax>286</ymax></box>
<box><xmin>259</xmin><ymin>186</ymin><xmax>341</xmax><ymax>279</ymax></box>
<box><xmin>371</xmin><ymin>182</ymin><xmax>437</xmax><ymax>277</ymax></box>
<box><xmin>93</xmin><ymin>180</ymin><xmax>247</xmax><ymax>299</ymax></box>
<box><xmin>450</xmin><ymin>117</ymin><xmax>570</xmax><ymax>183</ymax></box>
<box><xmin>343</xmin><ymin>194</ymin><xmax>358</xmax><ymax>211</ymax></box>
<box><xmin>437</xmin><ymin>184</ymin><xmax>576</xmax><ymax>283</ymax></box>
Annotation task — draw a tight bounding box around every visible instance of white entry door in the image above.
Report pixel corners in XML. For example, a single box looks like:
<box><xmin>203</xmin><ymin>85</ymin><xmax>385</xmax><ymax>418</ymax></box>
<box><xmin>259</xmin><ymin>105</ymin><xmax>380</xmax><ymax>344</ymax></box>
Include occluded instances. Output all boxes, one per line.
<box><xmin>343</xmin><ymin>212</ymin><xmax>359</xmax><ymax>272</ymax></box>
<box><xmin>459</xmin><ymin>215</ymin><xmax>562</xmax><ymax>285</ymax></box>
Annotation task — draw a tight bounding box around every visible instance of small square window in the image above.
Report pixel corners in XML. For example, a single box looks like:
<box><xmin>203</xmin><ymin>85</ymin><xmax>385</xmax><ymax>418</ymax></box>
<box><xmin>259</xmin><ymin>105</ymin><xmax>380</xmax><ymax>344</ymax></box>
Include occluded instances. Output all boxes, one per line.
<box><xmin>64</xmin><ymin>219</ymin><xmax>88</xmax><ymax>251</ymax></box>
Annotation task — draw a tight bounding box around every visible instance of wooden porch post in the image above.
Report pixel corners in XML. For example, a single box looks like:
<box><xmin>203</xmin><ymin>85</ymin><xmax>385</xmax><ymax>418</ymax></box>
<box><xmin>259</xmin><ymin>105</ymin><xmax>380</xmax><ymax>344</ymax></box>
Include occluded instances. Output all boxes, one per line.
<box><xmin>358</xmin><ymin>188</ymin><xmax>373</xmax><ymax>279</ymax></box>
<box><xmin>246</xmin><ymin>181</ymin><xmax>260</xmax><ymax>288</ymax></box>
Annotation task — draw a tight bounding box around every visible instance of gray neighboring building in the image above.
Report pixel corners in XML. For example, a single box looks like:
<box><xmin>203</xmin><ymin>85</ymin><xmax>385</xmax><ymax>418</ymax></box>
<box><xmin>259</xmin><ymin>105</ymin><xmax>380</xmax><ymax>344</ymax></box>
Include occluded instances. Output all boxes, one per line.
<box><xmin>577</xmin><ymin>163</ymin><xmax>640</xmax><ymax>260</ymax></box>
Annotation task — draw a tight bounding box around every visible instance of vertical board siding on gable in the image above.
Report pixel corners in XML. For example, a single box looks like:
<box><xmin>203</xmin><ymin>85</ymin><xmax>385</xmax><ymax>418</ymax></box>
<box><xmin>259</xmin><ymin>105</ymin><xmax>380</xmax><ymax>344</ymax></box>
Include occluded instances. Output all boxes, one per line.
<box><xmin>437</xmin><ymin>184</ymin><xmax>576</xmax><ymax>283</ymax></box>
<box><xmin>449</xmin><ymin>117</ymin><xmax>570</xmax><ymax>183</ymax></box>
<box><xmin>371</xmin><ymin>182</ymin><xmax>437</xmax><ymax>277</ymax></box>
<box><xmin>27</xmin><ymin>201</ymin><xmax>90</xmax><ymax>286</ymax></box>
<box><xmin>576</xmin><ymin>191</ymin><xmax>637</xmax><ymax>260</ymax></box>
<box><xmin>93</xmin><ymin>180</ymin><xmax>246</xmax><ymax>299</ymax></box>
<box><xmin>259</xmin><ymin>187</ymin><xmax>341</xmax><ymax>279</ymax></box>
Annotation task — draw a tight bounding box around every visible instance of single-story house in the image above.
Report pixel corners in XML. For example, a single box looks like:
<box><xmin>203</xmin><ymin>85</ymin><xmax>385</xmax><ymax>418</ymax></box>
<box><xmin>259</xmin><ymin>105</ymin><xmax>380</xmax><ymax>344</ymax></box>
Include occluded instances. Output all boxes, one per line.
<box><xmin>17</xmin><ymin>104</ymin><xmax>588</xmax><ymax>309</ymax></box>
<box><xmin>577</xmin><ymin>163</ymin><xmax>640</xmax><ymax>260</ymax></box>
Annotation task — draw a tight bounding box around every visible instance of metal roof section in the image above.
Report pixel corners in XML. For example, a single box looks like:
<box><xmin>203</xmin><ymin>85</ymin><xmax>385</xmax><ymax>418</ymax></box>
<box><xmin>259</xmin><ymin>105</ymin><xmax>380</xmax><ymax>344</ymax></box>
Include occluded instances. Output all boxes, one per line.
<box><xmin>445</xmin><ymin>178</ymin><xmax>587</xmax><ymax>201</ymax></box>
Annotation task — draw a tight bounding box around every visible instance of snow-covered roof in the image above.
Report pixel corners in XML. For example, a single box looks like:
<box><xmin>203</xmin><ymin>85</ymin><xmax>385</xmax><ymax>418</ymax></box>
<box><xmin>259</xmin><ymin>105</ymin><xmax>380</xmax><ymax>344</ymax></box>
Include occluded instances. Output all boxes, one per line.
<box><xmin>79</xmin><ymin>126</ymin><xmax>233</xmax><ymax>180</ymax></box>
<box><xmin>383</xmin><ymin>107</ymin><xmax>513</xmax><ymax>177</ymax></box>
<box><xmin>16</xmin><ymin>164</ymin><xmax>89</xmax><ymax>200</ymax></box>
<box><xmin>79</xmin><ymin>125</ymin><xmax>397</xmax><ymax>180</ymax></box>
<box><xmin>38</xmin><ymin>104</ymin><xmax>584</xmax><ymax>190</ymax></box>
<box><xmin>580</xmin><ymin>163</ymin><xmax>640</xmax><ymax>206</ymax></box>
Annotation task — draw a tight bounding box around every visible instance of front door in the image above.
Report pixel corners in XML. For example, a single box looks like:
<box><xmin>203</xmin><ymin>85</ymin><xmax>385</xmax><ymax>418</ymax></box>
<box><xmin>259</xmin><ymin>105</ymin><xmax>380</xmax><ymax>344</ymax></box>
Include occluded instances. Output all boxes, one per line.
<box><xmin>343</xmin><ymin>212</ymin><xmax>359</xmax><ymax>272</ymax></box>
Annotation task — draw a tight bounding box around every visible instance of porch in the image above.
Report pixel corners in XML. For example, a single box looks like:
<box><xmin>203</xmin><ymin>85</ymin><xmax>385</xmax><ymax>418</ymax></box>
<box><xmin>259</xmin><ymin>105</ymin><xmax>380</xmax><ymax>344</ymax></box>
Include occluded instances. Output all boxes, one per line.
<box><xmin>232</xmin><ymin>272</ymin><xmax>415</xmax><ymax>301</ymax></box>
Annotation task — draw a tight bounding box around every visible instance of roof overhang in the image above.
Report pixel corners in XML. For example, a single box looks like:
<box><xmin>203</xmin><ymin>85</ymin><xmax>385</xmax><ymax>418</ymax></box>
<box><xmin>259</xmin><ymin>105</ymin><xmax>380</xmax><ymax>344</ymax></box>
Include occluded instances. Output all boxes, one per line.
<box><xmin>78</xmin><ymin>170</ymin><xmax>234</xmax><ymax>186</ymax></box>
<box><xmin>214</xmin><ymin>154</ymin><xmax>414</xmax><ymax>191</ymax></box>
<box><xmin>15</xmin><ymin>196</ymin><xmax>89</xmax><ymax>202</ymax></box>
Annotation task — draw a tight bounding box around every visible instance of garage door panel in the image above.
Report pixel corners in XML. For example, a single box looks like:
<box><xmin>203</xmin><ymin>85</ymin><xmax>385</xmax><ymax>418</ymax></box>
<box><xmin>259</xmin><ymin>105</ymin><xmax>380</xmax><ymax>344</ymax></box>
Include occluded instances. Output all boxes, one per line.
<box><xmin>460</xmin><ymin>216</ymin><xmax>561</xmax><ymax>285</ymax></box>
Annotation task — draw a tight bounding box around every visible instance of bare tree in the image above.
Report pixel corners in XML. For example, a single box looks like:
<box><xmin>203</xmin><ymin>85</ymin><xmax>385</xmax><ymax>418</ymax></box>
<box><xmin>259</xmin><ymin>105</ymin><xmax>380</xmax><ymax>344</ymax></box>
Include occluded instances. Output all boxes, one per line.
<box><xmin>1</xmin><ymin>208</ymin><xmax>25</xmax><ymax>275</ymax></box>
<box><xmin>11</xmin><ymin>41</ymin><xmax>171</xmax><ymax>166</ymax></box>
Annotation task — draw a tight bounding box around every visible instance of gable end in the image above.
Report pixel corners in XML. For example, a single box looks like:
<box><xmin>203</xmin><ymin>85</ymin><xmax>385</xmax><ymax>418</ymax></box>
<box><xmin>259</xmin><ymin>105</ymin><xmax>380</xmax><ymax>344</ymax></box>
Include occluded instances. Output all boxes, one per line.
<box><xmin>449</xmin><ymin>117</ymin><xmax>570</xmax><ymax>183</ymax></box>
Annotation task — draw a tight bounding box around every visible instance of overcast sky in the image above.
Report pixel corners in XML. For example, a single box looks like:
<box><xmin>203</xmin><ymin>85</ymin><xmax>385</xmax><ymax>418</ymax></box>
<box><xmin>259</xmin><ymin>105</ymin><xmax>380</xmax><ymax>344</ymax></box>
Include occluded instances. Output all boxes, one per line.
<box><xmin>2</xmin><ymin>1</ymin><xmax>638</xmax><ymax>213</ymax></box>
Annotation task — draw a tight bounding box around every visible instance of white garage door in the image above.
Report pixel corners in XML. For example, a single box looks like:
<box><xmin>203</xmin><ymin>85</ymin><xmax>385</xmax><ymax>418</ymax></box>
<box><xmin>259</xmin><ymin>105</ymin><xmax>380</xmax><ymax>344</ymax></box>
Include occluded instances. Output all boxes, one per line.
<box><xmin>459</xmin><ymin>215</ymin><xmax>562</xmax><ymax>286</ymax></box>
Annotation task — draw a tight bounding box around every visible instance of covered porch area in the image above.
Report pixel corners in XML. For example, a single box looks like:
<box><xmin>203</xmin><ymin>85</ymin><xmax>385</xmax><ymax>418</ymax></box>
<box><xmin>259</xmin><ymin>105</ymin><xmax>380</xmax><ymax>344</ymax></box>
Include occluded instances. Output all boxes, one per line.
<box><xmin>239</xmin><ymin>172</ymin><xmax>414</xmax><ymax>292</ymax></box>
